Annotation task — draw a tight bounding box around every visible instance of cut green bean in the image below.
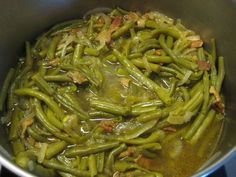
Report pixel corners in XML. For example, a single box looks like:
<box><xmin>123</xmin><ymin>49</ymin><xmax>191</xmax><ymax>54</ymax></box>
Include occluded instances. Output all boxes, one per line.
<box><xmin>113</xmin><ymin>49</ymin><xmax>171</xmax><ymax>104</ymax></box>
<box><xmin>0</xmin><ymin>68</ymin><xmax>15</xmax><ymax>111</ymax></box>
<box><xmin>42</xmin><ymin>160</ymin><xmax>90</xmax><ymax>177</ymax></box>
<box><xmin>64</xmin><ymin>142</ymin><xmax>120</xmax><ymax>157</ymax></box>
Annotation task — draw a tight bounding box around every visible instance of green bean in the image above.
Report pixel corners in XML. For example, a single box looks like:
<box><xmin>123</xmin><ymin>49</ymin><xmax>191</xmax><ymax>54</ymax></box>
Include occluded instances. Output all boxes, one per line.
<box><xmin>12</xmin><ymin>139</ymin><xmax>25</xmax><ymax>155</ymax></box>
<box><xmin>84</xmin><ymin>47</ymin><xmax>100</xmax><ymax>56</ymax></box>
<box><xmin>174</xmin><ymin>39</ymin><xmax>191</xmax><ymax>54</ymax></box>
<box><xmin>137</xmin><ymin>143</ymin><xmax>162</xmax><ymax>156</ymax></box>
<box><xmin>73</xmin><ymin>44</ymin><xmax>84</xmax><ymax>65</ymax></box>
<box><xmin>47</xmin><ymin>36</ymin><xmax>61</xmax><ymax>60</ymax></box>
<box><xmin>34</xmin><ymin>100</ymin><xmax>76</xmax><ymax>144</ymax></box>
<box><xmin>104</xmin><ymin>54</ymin><xmax>117</xmax><ymax>63</ymax></box>
<box><xmin>137</xmin><ymin>110</ymin><xmax>167</xmax><ymax>123</ymax></box>
<box><xmin>208</xmin><ymin>55</ymin><xmax>217</xmax><ymax>86</ymax></box>
<box><xmin>159</xmin><ymin>34</ymin><xmax>198</xmax><ymax>71</ymax></box>
<box><xmin>64</xmin><ymin>142</ymin><xmax>120</xmax><ymax>157</ymax></box>
<box><xmin>112</xmin><ymin>21</ymin><xmax>134</xmax><ymax>39</ymax></box>
<box><xmin>15</xmin><ymin>151</ymin><xmax>35</xmax><ymax>169</ymax></box>
<box><xmin>122</xmin><ymin>39</ymin><xmax>131</xmax><ymax>56</ymax></box>
<box><xmin>88</xmin><ymin>110</ymin><xmax>115</xmax><ymax>118</ymax></box>
<box><xmin>25</xmin><ymin>42</ymin><xmax>33</xmax><ymax>68</ymax></box>
<box><xmin>131</xmin><ymin>106</ymin><xmax>158</xmax><ymax>116</ymax></box>
<box><xmin>42</xmin><ymin>160</ymin><xmax>90</xmax><ymax>177</ymax></box>
<box><xmin>216</xmin><ymin>56</ymin><xmax>225</xmax><ymax>92</ymax></box>
<box><xmin>169</xmin><ymin>78</ymin><xmax>177</xmax><ymax>96</ymax></box>
<box><xmin>189</xmin><ymin>109</ymin><xmax>216</xmax><ymax>145</ymax></box>
<box><xmin>97</xmin><ymin>120</ymin><xmax>157</xmax><ymax>141</ymax></box>
<box><xmin>27</xmin><ymin>127</ymin><xmax>48</xmax><ymax>142</ymax></box>
<box><xmin>34</xmin><ymin>100</ymin><xmax>60</xmax><ymax>133</ymax></box>
<box><xmin>166</xmin><ymin>36</ymin><xmax>174</xmax><ymax>49</ymax></box>
<box><xmin>8</xmin><ymin>108</ymin><xmax>21</xmax><ymax>140</ymax></box>
<box><xmin>79</xmin><ymin>157</ymin><xmax>88</xmax><ymax>171</ymax></box>
<box><xmin>182</xmin><ymin>90</ymin><xmax>203</xmax><ymax>112</ymax></box>
<box><xmin>128</xmin><ymin>53</ymin><xmax>143</xmax><ymax>59</ymax></box>
<box><xmin>15</xmin><ymin>88</ymin><xmax>64</xmax><ymax>119</ymax></box>
<box><xmin>189</xmin><ymin>81</ymin><xmax>203</xmax><ymax>97</ymax></box>
<box><xmin>201</xmin><ymin>72</ymin><xmax>210</xmax><ymax>114</ymax></box>
<box><xmin>179</xmin><ymin>87</ymin><xmax>190</xmax><ymax>101</ymax></box>
<box><xmin>54</xmin><ymin>94</ymin><xmax>88</xmax><ymax>120</ymax></box>
<box><xmin>122</xmin><ymin>130</ymin><xmax>165</xmax><ymax>145</ymax></box>
<box><xmin>62</xmin><ymin>93</ymin><xmax>88</xmax><ymax>119</ymax></box>
<box><xmin>137</xmin><ymin>39</ymin><xmax>160</xmax><ymax>53</ymax></box>
<box><xmin>197</xmin><ymin>48</ymin><xmax>206</xmax><ymax>61</ymax></box>
<box><xmin>131</xmin><ymin>59</ymin><xmax>161</xmax><ymax>73</ymax></box>
<box><xmin>113</xmin><ymin>49</ymin><xmax>171</xmax><ymax>104</ymax></box>
<box><xmin>129</xmin><ymin>28</ymin><xmax>136</xmax><ymax>39</ymax></box>
<box><xmin>106</xmin><ymin>144</ymin><xmax>127</xmax><ymax>173</ymax></box>
<box><xmin>32</xmin><ymin>74</ymin><xmax>54</xmax><ymax>95</ymax></box>
<box><xmin>114</xmin><ymin>161</ymin><xmax>147</xmax><ymax>173</ymax></box>
<box><xmin>88</xmin><ymin>154</ymin><xmax>98</xmax><ymax>177</ymax></box>
<box><xmin>0</xmin><ymin>68</ymin><xmax>15</xmax><ymax>111</ymax></box>
<box><xmin>211</xmin><ymin>38</ymin><xmax>217</xmax><ymax>63</ymax></box>
<box><xmin>87</xmin><ymin>15</ymin><xmax>95</xmax><ymax>37</ymax></box>
<box><xmin>46</xmin><ymin>141</ymin><xmax>68</xmax><ymax>159</ymax></box>
<box><xmin>145</xmin><ymin>20</ymin><xmax>181</xmax><ymax>39</ymax></box>
<box><xmin>44</xmin><ymin>75</ymin><xmax>72</xmax><ymax>82</ymax></box>
<box><xmin>46</xmin><ymin>108</ymin><xmax>64</xmax><ymax>130</ymax></box>
<box><xmin>90</xmin><ymin>99</ymin><xmax>130</xmax><ymax>116</ymax></box>
<box><xmin>96</xmin><ymin>152</ymin><xmax>105</xmax><ymax>173</ymax></box>
<box><xmin>132</xmin><ymin>99</ymin><xmax>163</xmax><ymax>108</ymax></box>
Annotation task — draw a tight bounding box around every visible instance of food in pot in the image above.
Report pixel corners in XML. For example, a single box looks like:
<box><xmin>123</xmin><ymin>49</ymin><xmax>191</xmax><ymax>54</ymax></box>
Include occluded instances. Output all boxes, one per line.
<box><xmin>0</xmin><ymin>7</ymin><xmax>225</xmax><ymax>177</ymax></box>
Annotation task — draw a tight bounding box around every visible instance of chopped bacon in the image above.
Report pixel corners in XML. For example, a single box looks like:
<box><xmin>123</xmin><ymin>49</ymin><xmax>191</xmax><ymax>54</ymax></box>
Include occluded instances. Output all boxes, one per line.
<box><xmin>97</xmin><ymin>17</ymin><xmax>105</xmax><ymax>25</ymax></box>
<box><xmin>212</xmin><ymin>101</ymin><xmax>225</xmax><ymax>114</ymax></box>
<box><xmin>96</xmin><ymin>16</ymin><xmax>122</xmax><ymax>44</ymax></box>
<box><xmin>48</xmin><ymin>58</ymin><xmax>60</xmax><ymax>67</ymax></box>
<box><xmin>96</xmin><ymin>30</ymin><xmax>111</xmax><ymax>44</ymax></box>
<box><xmin>163</xmin><ymin>127</ymin><xmax>177</xmax><ymax>132</ymax></box>
<box><xmin>99</xmin><ymin>120</ymin><xmax>115</xmax><ymax>133</ymax></box>
<box><xmin>21</xmin><ymin>117</ymin><xmax>34</xmax><ymax>138</ymax></box>
<box><xmin>197</xmin><ymin>60</ymin><xmax>211</xmax><ymax>71</ymax></box>
<box><xmin>155</xmin><ymin>50</ymin><xmax>162</xmax><ymax>56</ymax></box>
<box><xmin>210</xmin><ymin>86</ymin><xmax>221</xmax><ymax>103</ymax></box>
<box><xmin>119</xmin><ymin>147</ymin><xmax>136</xmax><ymax>158</ymax></box>
<box><xmin>210</xmin><ymin>86</ymin><xmax>225</xmax><ymax>114</ymax></box>
<box><xmin>67</xmin><ymin>71</ymin><xmax>88</xmax><ymax>84</ymax></box>
<box><xmin>136</xmin><ymin>155</ymin><xmax>154</xmax><ymax>170</ymax></box>
<box><xmin>110</xmin><ymin>16</ymin><xmax>122</xmax><ymax>32</ymax></box>
<box><xmin>191</xmin><ymin>40</ymin><xmax>203</xmax><ymax>48</ymax></box>
<box><xmin>120</xmin><ymin>78</ymin><xmax>131</xmax><ymax>88</ymax></box>
<box><xmin>137</xmin><ymin>18</ymin><xmax>146</xmax><ymax>28</ymax></box>
<box><xmin>125</xmin><ymin>12</ymin><xmax>139</xmax><ymax>22</ymax></box>
<box><xmin>71</xmin><ymin>28</ymin><xmax>81</xmax><ymax>33</ymax></box>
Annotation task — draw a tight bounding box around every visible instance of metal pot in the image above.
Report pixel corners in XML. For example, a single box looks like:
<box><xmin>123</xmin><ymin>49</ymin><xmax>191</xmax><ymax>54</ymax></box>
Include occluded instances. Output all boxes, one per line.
<box><xmin>0</xmin><ymin>0</ymin><xmax>236</xmax><ymax>176</ymax></box>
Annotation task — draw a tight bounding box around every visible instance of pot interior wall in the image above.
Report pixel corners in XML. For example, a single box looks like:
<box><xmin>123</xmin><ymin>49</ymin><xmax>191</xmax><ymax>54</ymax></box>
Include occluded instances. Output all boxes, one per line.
<box><xmin>0</xmin><ymin>0</ymin><xmax>236</xmax><ymax>176</ymax></box>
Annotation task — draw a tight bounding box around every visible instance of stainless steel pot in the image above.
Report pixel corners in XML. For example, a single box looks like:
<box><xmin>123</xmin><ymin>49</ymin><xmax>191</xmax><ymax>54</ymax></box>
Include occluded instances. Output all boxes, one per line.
<box><xmin>0</xmin><ymin>0</ymin><xmax>236</xmax><ymax>176</ymax></box>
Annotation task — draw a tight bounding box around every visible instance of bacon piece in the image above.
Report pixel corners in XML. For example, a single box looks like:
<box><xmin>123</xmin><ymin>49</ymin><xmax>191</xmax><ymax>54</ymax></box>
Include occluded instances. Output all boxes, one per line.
<box><xmin>110</xmin><ymin>16</ymin><xmax>122</xmax><ymax>32</ymax></box>
<box><xmin>96</xmin><ymin>30</ymin><xmax>111</xmax><ymax>44</ymax></box>
<box><xmin>67</xmin><ymin>71</ymin><xmax>88</xmax><ymax>84</ymax></box>
<box><xmin>210</xmin><ymin>86</ymin><xmax>225</xmax><ymax>114</ymax></box>
<box><xmin>197</xmin><ymin>60</ymin><xmax>211</xmax><ymax>71</ymax></box>
<box><xmin>163</xmin><ymin>127</ymin><xmax>177</xmax><ymax>132</ymax></box>
<box><xmin>119</xmin><ymin>147</ymin><xmax>136</xmax><ymax>158</ymax></box>
<box><xmin>136</xmin><ymin>155</ymin><xmax>155</xmax><ymax>170</ymax></box>
<box><xmin>191</xmin><ymin>40</ymin><xmax>203</xmax><ymax>48</ymax></box>
<box><xmin>99</xmin><ymin>120</ymin><xmax>115</xmax><ymax>133</ymax></box>
<box><xmin>120</xmin><ymin>78</ymin><xmax>131</xmax><ymax>88</ymax></box>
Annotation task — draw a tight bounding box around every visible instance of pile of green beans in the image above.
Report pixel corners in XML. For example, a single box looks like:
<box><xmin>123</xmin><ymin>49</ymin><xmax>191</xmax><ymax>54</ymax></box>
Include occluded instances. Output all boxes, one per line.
<box><xmin>0</xmin><ymin>7</ymin><xmax>225</xmax><ymax>177</ymax></box>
